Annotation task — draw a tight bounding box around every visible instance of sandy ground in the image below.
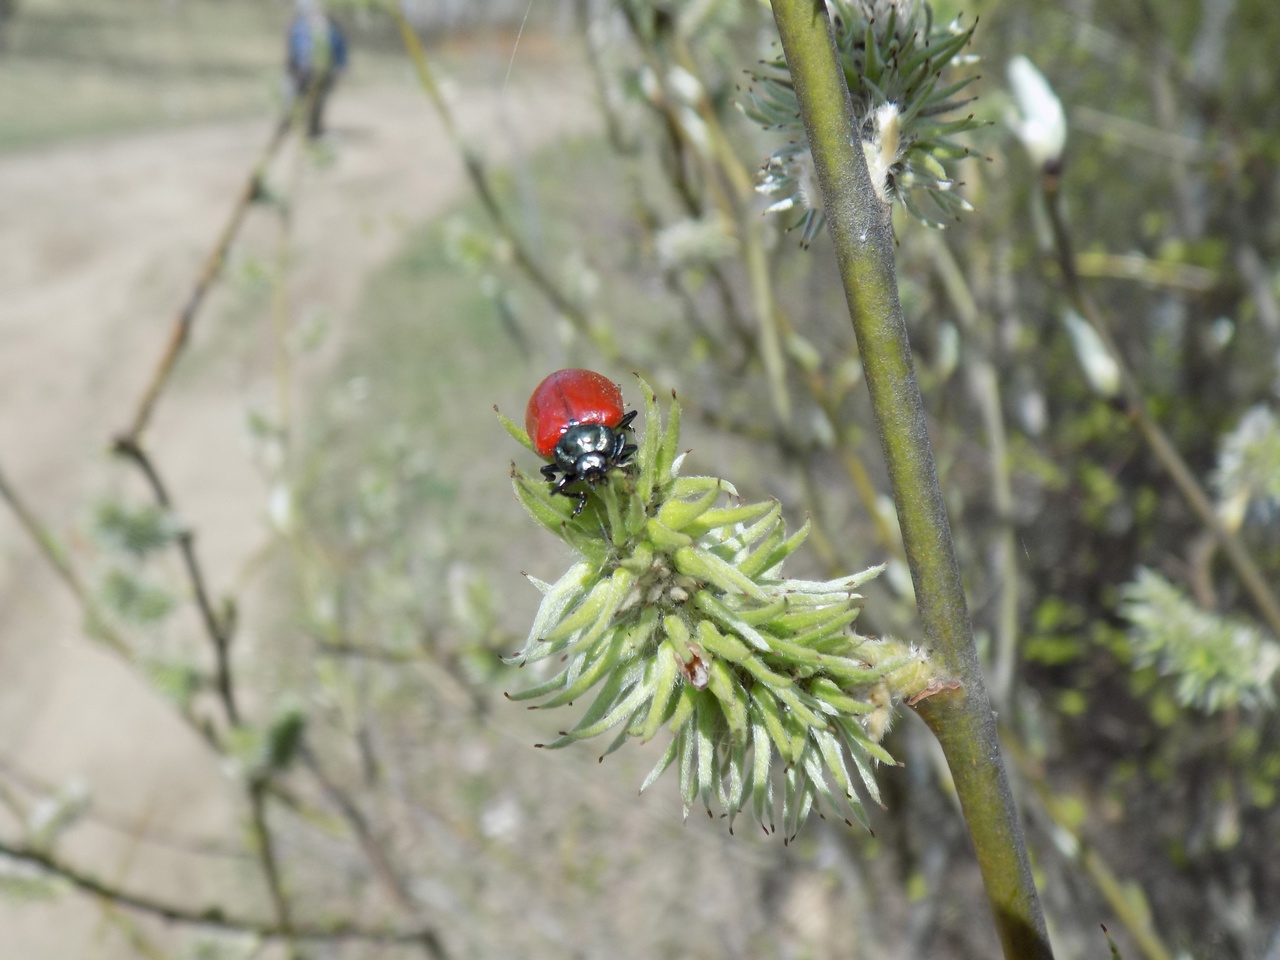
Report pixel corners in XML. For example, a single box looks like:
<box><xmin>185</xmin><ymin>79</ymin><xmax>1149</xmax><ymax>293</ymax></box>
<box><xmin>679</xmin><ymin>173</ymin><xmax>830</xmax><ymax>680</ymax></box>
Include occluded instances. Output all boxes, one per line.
<box><xmin>0</xmin><ymin>71</ymin><xmax>594</xmax><ymax>957</ymax></box>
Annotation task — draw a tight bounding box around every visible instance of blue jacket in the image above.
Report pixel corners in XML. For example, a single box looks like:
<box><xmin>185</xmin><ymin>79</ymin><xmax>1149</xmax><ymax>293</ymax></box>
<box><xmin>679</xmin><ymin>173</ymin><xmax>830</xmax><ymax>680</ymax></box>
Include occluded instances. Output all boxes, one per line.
<box><xmin>287</xmin><ymin>13</ymin><xmax>348</xmax><ymax>75</ymax></box>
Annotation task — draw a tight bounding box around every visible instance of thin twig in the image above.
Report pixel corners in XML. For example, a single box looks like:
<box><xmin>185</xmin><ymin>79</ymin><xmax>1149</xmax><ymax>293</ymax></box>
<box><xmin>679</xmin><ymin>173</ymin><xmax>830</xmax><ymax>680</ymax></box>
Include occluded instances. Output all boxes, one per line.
<box><xmin>389</xmin><ymin>6</ymin><xmax>599</xmax><ymax>345</ymax></box>
<box><xmin>619</xmin><ymin>11</ymin><xmax>765</xmax><ymax>360</ymax></box>
<box><xmin>247</xmin><ymin>782</ymin><xmax>294</xmax><ymax>950</ymax></box>
<box><xmin>89</xmin><ymin>804</ymin><xmax>172</xmax><ymax>960</ymax></box>
<box><xmin>669</xmin><ymin>35</ymin><xmax>774</xmax><ymax>361</ymax></box>
<box><xmin>112</xmin><ymin>436</ymin><xmax>240</xmax><ymax>727</ymax></box>
<box><xmin>121</xmin><ymin>117</ymin><xmax>291</xmax><ymax>444</ymax></box>
<box><xmin>1004</xmin><ymin>737</ymin><xmax>1175</xmax><ymax>960</ymax></box>
<box><xmin>0</xmin><ymin>464</ymin><xmax>224</xmax><ymax>748</ymax></box>
<box><xmin>0</xmin><ymin>838</ymin><xmax>444</xmax><ymax>948</ymax></box>
<box><xmin>314</xmin><ymin>641</ymin><xmax>425</xmax><ymax>664</ymax></box>
<box><xmin>1043</xmin><ymin>178</ymin><xmax>1280</xmax><ymax>640</ymax></box>
<box><xmin>271</xmin><ymin>141</ymin><xmax>303</xmax><ymax>460</ymax></box>
<box><xmin>0</xmin><ymin>461</ymin><xmax>132</xmax><ymax>657</ymax></box>
<box><xmin>298</xmin><ymin>742</ymin><xmax>419</xmax><ymax>917</ymax></box>
<box><xmin>0</xmin><ymin>757</ymin><xmax>247</xmax><ymax>861</ymax></box>
<box><xmin>576</xmin><ymin>3</ymin><xmax>755</xmax><ymax>357</ymax></box>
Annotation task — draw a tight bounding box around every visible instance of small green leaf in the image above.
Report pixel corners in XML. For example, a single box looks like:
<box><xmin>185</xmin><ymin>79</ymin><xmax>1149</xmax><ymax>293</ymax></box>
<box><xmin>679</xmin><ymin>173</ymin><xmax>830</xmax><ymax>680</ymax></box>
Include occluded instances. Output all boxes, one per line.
<box><xmin>683</xmin><ymin>500</ymin><xmax>779</xmax><ymax>541</ymax></box>
<box><xmin>707</xmin><ymin>657</ymin><xmax>750</xmax><ymax>743</ymax></box>
<box><xmin>678</xmin><ymin>722</ymin><xmax>696</xmax><ymax>812</ymax></box>
<box><xmin>695</xmin><ymin>695</ymin><xmax>718</xmax><ymax>810</ymax></box>
<box><xmin>508</xmin><ymin>561</ymin><xmax>594</xmax><ymax>663</ymax></box>
<box><xmin>694</xmin><ymin>619</ymin><xmax>754</xmax><ymax>664</ymax></box>
<box><xmin>541</xmin><ymin>571</ymin><xmax>629</xmax><ymax>646</ymax></box>
<box><xmin>538</xmin><ymin>630</ymin><xmax>628</xmax><ymax>709</ymax></box>
<box><xmin>808</xmin><ymin>677</ymin><xmax>875</xmax><ymax>716</ymax></box>
<box><xmin>656</xmin><ymin>390</ymin><xmax>683</xmax><ymax>484</ymax></box>
<box><xmin>656</xmin><ymin>482</ymin><xmax>723</xmax><ymax>533</ymax></box>
<box><xmin>496</xmin><ymin>408</ymin><xmax>537</xmax><ymax>454</ymax></box>
<box><xmin>641</xmin><ymin>736</ymin><xmax>679</xmax><ymax>793</ymax></box>
<box><xmin>742</xmin><ymin>520</ymin><xmax>812</xmax><ymax>578</ymax></box>
<box><xmin>644</xmin><ymin>517</ymin><xmax>693</xmax><ymax>552</ymax></box>
<box><xmin>674</xmin><ymin>546</ymin><xmax>768</xmax><ymax>600</ymax></box>
<box><xmin>92</xmin><ymin>501</ymin><xmax>179</xmax><ymax>557</ymax></box>
<box><xmin>721</xmin><ymin>741</ymin><xmax>748</xmax><ymax>829</ymax></box>
<box><xmin>668</xmin><ymin>475</ymin><xmax>727</xmax><ymax>499</ymax></box>
<box><xmin>666</xmin><ymin>682</ymin><xmax>699</xmax><ymax>737</ymax></box>
<box><xmin>751</xmin><ymin>717</ymin><xmax>774</xmax><ymax>828</ymax></box>
<box><xmin>264</xmin><ymin>707</ymin><xmax>306</xmax><ymax>773</ymax></box>
<box><xmin>640</xmin><ymin>641</ymin><xmax>682</xmax><ymax>742</ymax></box>
<box><xmin>752</xmin><ymin>688</ymin><xmax>801</xmax><ymax>763</ymax></box>
<box><xmin>635</xmin><ymin>375</ymin><xmax>664</xmax><ymax>505</ymax></box>
<box><xmin>693</xmin><ymin>591</ymin><xmax>772</xmax><ymax>651</ymax></box>
<box><xmin>512</xmin><ymin>470</ymin><xmax>574</xmax><ymax>537</ymax></box>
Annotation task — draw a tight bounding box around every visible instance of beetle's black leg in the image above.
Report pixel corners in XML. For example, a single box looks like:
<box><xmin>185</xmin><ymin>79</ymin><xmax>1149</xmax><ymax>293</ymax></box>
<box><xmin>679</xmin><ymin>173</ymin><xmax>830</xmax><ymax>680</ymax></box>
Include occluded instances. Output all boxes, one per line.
<box><xmin>540</xmin><ymin>463</ymin><xmax>558</xmax><ymax>482</ymax></box>
<box><xmin>617</xmin><ymin>409</ymin><xmax>638</xmax><ymax>431</ymax></box>
<box><xmin>572</xmin><ymin>489</ymin><xmax>588</xmax><ymax>516</ymax></box>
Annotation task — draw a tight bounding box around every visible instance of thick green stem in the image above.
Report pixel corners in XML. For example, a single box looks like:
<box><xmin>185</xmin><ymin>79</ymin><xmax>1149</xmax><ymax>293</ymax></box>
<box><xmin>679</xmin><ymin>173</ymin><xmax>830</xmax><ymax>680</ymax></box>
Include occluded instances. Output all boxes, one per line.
<box><xmin>767</xmin><ymin>3</ymin><xmax>1052</xmax><ymax>958</ymax></box>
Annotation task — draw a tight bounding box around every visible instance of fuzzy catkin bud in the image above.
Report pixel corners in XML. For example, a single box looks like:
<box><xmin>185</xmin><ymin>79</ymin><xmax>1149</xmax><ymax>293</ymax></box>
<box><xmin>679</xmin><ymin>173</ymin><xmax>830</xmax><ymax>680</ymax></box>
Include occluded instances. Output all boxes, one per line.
<box><xmin>746</xmin><ymin>0</ymin><xmax>986</xmax><ymax>234</ymax></box>
<box><xmin>499</xmin><ymin>377</ymin><xmax>934</xmax><ymax>836</ymax></box>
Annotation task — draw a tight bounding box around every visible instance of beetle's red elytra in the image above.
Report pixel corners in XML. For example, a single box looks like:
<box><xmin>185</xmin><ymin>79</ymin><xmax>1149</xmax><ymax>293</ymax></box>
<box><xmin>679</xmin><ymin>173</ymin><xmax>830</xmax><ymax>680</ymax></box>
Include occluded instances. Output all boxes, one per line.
<box><xmin>525</xmin><ymin>369</ymin><xmax>637</xmax><ymax>513</ymax></box>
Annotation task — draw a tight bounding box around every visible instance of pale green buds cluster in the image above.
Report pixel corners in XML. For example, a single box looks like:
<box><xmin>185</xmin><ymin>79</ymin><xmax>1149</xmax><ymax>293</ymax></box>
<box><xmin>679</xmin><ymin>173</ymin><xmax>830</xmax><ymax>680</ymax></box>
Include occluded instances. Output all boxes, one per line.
<box><xmin>499</xmin><ymin>378</ymin><xmax>931</xmax><ymax>838</ymax></box>
<box><xmin>744</xmin><ymin>0</ymin><xmax>985</xmax><ymax>236</ymax></box>
<box><xmin>1121</xmin><ymin>568</ymin><xmax>1280</xmax><ymax>714</ymax></box>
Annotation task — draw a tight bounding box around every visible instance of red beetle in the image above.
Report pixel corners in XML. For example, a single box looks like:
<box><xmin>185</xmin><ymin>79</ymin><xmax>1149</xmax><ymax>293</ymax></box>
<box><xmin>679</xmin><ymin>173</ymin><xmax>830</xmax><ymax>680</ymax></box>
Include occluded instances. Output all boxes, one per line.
<box><xmin>525</xmin><ymin>369</ymin><xmax>637</xmax><ymax>513</ymax></box>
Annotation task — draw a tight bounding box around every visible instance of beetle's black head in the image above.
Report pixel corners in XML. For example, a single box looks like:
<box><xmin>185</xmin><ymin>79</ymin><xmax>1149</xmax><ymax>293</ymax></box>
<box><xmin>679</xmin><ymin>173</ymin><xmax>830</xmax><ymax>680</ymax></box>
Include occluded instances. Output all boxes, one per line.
<box><xmin>554</xmin><ymin>423</ymin><xmax>617</xmax><ymax>478</ymax></box>
<box><xmin>543</xmin><ymin>415</ymin><xmax>638</xmax><ymax>515</ymax></box>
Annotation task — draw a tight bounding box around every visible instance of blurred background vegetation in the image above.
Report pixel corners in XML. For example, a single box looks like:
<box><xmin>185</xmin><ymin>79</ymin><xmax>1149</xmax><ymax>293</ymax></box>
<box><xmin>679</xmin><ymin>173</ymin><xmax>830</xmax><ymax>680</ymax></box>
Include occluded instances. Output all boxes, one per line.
<box><xmin>1</xmin><ymin>0</ymin><xmax>1279</xmax><ymax>958</ymax></box>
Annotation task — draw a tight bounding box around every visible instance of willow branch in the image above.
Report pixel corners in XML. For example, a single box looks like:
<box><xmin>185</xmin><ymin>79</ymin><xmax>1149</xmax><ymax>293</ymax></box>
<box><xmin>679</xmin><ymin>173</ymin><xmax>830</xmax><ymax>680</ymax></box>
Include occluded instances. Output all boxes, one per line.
<box><xmin>0</xmin><ymin>837</ymin><xmax>444</xmax><ymax>949</ymax></box>
<box><xmin>388</xmin><ymin>5</ymin><xmax>597</xmax><ymax>344</ymax></box>
<box><xmin>1004</xmin><ymin>737</ymin><xmax>1174</xmax><ymax>960</ymax></box>
<box><xmin>112</xmin><ymin>437</ymin><xmax>240</xmax><ymax>727</ymax></box>
<box><xmin>120</xmin><ymin>117</ymin><xmax>290</xmax><ymax>444</ymax></box>
<box><xmin>1043</xmin><ymin>177</ymin><xmax>1280</xmax><ymax>640</ymax></box>
<box><xmin>299</xmin><ymin>742</ymin><xmax>418</xmax><ymax>916</ymax></box>
<box><xmin>0</xmin><ymin>758</ymin><xmax>246</xmax><ymax>862</ymax></box>
<box><xmin>0</xmin><ymin>461</ymin><xmax>132</xmax><ymax>657</ymax></box>
<box><xmin>247</xmin><ymin>782</ymin><xmax>294</xmax><ymax>948</ymax></box>
<box><xmin>767</xmin><ymin>3</ymin><xmax>1052</xmax><ymax>958</ymax></box>
<box><xmin>0</xmin><ymin>463</ymin><xmax>222</xmax><ymax>748</ymax></box>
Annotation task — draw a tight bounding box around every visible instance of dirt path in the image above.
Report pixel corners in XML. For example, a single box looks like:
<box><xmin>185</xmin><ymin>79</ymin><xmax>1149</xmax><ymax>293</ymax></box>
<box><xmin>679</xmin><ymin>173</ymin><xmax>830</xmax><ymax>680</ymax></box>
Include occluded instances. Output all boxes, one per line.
<box><xmin>0</xmin><ymin>70</ymin><xmax>594</xmax><ymax>957</ymax></box>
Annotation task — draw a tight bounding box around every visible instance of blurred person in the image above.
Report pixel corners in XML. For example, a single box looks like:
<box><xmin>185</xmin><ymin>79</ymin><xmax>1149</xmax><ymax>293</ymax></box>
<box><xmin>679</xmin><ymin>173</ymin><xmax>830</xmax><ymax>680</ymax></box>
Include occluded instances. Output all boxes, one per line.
<box><xmin>0</xmin><ymin>0</ymin><xmax>15</xmax><ymax>53</ymax></box>
<box><xmin>286</xmin><ymin>0</ymin><xmax>348</xmax><ymax>139</ymax></box>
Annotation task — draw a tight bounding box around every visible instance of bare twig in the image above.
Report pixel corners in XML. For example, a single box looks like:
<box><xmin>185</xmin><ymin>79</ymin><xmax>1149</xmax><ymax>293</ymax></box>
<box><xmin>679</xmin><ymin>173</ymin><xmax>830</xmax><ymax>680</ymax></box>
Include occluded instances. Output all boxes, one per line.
<box><xmin>1073</xmin><ymin>250</ymin><xmax>1217</xmax><ymax>292</ymax></box>
<box><xmin>112</xmin><ymin>436</ymin><xmax>240</xmax><ymax>727</ymax></box>
<box><xmin>0</xmin><ymin>757</ymin><xmax>247</xmax><ymax>861</ymax></box>
<box><xmin>0</xmin><ymin>462</ymin><xmax>132</xmax><ymax>657</ymax></box>
<box><xmin>388</xmin><ymin>6</ymin><xmax>598</xmax><ymax>345</ymax></box>
<box><xmin>1005</xmin><ymin>737</ymin><xmax>1175</xmax><ymax>960</ymax></box>
<box><xmin>121</xmin><ymin>118</ymin><xmax>291</xmax><ymax>444</ymax></box>
<box><xmin>247</xmin><ymin>782</ymin><xmax>294</xmax><ymax>950</ymax></box>
<box><xmin>298</xmin><ymin>742</ymin><xmax>418</xmax><ymax>916</ymax></box>
<box><xmin>0</xmin><ymin>458</ymin><xmax>228</xmax><ymax>750</ymax></box>
<box><xmin>89</xmin><ymin>805</ymin><xmax>172</xmax><ymax>960</ymax></box>
<box><xmin>0</xmin><ymin>837</ymin><xmax>444</xmax><ymax>949</ymax></box>
<box><xmin>575</xmin><ymin>6</ymin><xmax>753</xmax><ymax>358</ymax></box>
<box><xmin>1043</xmin><ymin>178</ymin><xmax>1280</xmax><ymax>640</ymax></box>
